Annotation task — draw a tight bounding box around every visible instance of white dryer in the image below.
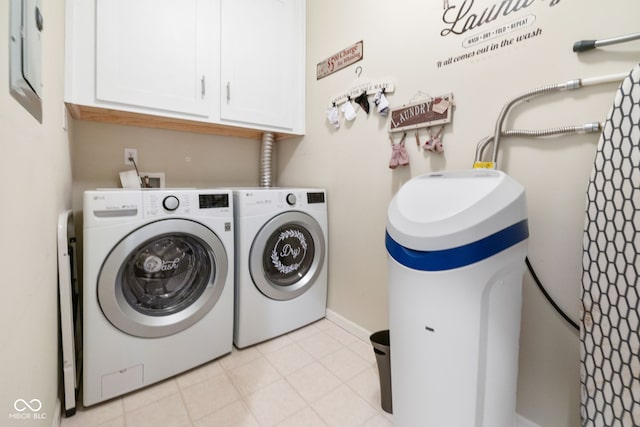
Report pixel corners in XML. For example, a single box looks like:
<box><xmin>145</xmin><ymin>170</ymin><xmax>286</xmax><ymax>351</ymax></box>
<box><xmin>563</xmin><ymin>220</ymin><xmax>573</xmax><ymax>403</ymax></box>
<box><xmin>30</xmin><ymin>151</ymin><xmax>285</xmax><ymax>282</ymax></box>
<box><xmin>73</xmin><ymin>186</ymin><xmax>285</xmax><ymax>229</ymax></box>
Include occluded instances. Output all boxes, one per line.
<box><xmin>233</xmin><ymin>188</ymin><xmax>328</xmax><ymax>348</ymax></box>
<box><xmin>82</xmin><ymin>189</ymin><xmax>234</xmax><ymax>406</ymax></box>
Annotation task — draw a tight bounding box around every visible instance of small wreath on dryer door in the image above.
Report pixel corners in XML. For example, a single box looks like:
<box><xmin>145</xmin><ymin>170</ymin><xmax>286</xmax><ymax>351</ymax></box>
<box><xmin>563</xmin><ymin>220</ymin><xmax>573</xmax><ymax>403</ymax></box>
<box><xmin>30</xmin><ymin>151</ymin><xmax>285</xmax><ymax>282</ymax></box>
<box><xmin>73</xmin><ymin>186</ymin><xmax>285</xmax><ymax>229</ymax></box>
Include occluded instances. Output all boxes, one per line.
<box><xmin>270</xmin><ymin>229</ymin><xmax>308</xmax><ymax>275</ymax></box>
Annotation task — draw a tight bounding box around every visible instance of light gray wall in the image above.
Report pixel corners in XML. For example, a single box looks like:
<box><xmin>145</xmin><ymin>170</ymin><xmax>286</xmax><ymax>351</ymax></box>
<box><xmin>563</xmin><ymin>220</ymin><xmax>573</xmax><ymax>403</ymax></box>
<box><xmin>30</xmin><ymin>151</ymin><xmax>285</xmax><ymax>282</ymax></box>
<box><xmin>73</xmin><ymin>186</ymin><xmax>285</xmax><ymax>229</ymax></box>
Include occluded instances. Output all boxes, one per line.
<box><xmin>0</xmin><ymin>0</ymin><xmax>72</xmax><ymax>424</ymax></box>
<box><xmin>275</xmin><ymin>1</ymin><xmax>640</xmax><ymax>426</ymax></box>
<box><xmin>64</xmin><ymin>1</ymin><xmax>639</xmax><ymax>426</ymax></box>
<box><xmin>70</xmin><ymin>121</ymin><xmax>266</xmax><ymax>212</ymax></box>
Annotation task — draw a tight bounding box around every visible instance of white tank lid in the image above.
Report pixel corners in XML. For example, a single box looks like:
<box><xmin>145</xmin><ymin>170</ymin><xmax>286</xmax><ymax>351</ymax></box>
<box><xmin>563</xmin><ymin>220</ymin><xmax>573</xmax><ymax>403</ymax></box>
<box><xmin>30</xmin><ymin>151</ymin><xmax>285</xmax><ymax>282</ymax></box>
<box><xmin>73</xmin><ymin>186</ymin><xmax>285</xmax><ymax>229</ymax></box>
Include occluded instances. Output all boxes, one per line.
<box><xmin>387</xmin><ymin>169</ymin><xmax>527</xmax><ymax>251</ymax></box>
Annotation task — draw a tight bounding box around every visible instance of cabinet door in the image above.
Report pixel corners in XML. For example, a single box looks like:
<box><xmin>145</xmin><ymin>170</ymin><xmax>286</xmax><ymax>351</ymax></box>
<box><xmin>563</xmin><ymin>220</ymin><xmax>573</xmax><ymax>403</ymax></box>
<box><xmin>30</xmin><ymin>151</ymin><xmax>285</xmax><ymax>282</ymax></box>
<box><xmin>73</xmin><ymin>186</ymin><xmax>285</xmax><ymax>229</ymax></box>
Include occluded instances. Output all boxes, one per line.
<box><xmin>220</xmin><ymin>0</ymin><xmax>304</xmax><ymax>131</ymax></box>
<box><xmin>96</xmin><ymin>0</ymin><xmax>218</xmax><ymax>117</ymax></box>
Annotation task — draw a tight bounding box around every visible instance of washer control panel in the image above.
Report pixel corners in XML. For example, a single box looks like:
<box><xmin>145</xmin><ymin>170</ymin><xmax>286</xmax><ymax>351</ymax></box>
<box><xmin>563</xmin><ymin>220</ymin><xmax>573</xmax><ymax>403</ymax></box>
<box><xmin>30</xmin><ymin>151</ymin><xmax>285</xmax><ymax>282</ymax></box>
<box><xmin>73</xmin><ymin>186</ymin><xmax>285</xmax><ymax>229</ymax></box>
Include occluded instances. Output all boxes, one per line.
<box><xmin>144</xmin><ymin>192</ymin><xmax>192</xmax><ymax>217</ymax></box>
<box><xmin>86</xmin><ymin>191</ymin><xmax>140</xmax><ymax>220</ymax></box>
<box><xmin>85</xmin><ymin>189</ymin><xmax>232</xmax><ymax>228</ymax></box>
<box><xmin>162</xmin><ymin>195</ymin><xmax>180</xmax><ymax>211</ymax></box>
<box><xmin>143</xmin><ymin>190</ymin><xmax>231</xmax><ymax>218</ymax></box>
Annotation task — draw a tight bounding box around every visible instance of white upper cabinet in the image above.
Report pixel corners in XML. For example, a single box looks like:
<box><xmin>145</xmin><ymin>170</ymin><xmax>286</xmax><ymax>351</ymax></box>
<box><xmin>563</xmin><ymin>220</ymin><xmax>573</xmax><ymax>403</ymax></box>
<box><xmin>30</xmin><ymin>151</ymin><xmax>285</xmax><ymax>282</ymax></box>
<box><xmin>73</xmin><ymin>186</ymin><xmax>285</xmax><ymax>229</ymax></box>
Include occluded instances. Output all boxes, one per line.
<box><xmin>96</xmin><ymin>0</ymin><xmax>217</xmax><ymax>117</ymax></box>
<box><xmin>220</xmin><ymin>0</ymin><xmax>304</xmax><ymax>132</ymax></box>
<box><xmin>65</xmin><ymin>0</ymin><xmax>305</xmax><ymax>137</ymax></box>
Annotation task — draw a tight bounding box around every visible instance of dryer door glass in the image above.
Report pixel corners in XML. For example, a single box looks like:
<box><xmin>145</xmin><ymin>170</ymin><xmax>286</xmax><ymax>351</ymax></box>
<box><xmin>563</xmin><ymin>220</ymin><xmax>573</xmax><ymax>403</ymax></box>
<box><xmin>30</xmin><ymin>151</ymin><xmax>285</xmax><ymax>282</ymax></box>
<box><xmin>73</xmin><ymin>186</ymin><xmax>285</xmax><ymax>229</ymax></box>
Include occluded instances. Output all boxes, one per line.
<box><xmin>250</xmin><ymin>211</ymin><xmax>325</xmax><ymax>301</ymax></box>
<box><xmin>121</xmin><ymin>234</ymin><xmax>212</xmax><ymax>316</ymax></box>
<box><xmin>98</xmin><ymin>219</ymin><xmax>228</xmax><ymax>338</ymax></box>
<box><xmin>263</xmin><ymin>224</ymin><xmax>314</xmax><ymax>287</ymax></box>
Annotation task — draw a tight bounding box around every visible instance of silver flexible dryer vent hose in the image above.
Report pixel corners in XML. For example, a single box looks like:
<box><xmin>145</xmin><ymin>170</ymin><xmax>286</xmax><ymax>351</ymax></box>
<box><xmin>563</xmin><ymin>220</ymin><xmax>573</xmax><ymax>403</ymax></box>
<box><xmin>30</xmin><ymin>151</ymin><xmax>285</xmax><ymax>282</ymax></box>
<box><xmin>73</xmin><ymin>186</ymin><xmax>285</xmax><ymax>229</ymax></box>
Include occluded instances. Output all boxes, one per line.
<box><xmin>260</xmin><ymin>132</ymin><xmax>275</xmax><ymax>187</ymax></box>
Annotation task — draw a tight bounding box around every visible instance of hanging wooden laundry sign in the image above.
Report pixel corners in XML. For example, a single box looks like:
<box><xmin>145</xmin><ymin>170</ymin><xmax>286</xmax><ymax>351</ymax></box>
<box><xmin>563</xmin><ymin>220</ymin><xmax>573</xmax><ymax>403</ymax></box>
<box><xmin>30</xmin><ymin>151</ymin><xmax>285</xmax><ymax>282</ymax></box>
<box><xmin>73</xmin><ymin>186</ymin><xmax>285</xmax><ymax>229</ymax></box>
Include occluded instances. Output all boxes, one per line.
<box><xmin>330</xmin><ymin>80</ymin><xmax>396</xmax><ymax>106</ymax></box>
<box><xmin>388</xmin><ymin>94</ymin><xmax>454</xmax><ymax>133</ymax></box>
<box><xmin>317</xmin><ymin>41</ymin><xmax>364</xmax><ymax>80</ymax></box>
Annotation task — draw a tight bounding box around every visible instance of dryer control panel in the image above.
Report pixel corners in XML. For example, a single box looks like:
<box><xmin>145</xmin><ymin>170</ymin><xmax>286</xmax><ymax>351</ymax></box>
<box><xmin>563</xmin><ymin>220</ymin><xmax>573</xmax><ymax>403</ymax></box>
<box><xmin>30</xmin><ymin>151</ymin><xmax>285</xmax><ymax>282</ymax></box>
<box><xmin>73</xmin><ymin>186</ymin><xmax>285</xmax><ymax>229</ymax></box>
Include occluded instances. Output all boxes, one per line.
<box><xmin>235</xmin><ymin>189</ymin><xmax>326</xmax><ymax>216</ymax></box>
<box><xmin>306</xmin><ymin>192</ymin><xmax>326</xmax><ymax>204</ymax></box>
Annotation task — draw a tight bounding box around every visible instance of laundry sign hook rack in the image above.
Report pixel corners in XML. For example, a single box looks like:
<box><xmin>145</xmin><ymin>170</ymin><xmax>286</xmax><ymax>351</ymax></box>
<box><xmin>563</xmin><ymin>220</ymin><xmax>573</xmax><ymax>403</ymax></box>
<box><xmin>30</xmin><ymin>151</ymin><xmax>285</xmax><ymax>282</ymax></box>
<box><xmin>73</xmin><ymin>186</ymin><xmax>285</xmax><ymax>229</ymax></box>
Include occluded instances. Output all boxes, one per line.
<box><xmin>329</xmin><ymin>66</ymin><xmax>395</xmax><ymax>107</ymax></box>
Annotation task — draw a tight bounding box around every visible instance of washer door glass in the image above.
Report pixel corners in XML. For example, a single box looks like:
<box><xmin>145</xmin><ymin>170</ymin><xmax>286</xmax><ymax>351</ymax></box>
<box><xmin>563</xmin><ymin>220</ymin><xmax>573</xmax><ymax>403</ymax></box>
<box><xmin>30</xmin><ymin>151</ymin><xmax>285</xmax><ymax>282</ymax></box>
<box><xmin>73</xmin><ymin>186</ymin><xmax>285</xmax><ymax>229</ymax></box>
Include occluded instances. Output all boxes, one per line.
<box><xmin>122</xmin><ymin>234</ymin><xmax>210</xmax><ymax>316</ymax></box>
<box><xmin>250</xmin><ymin>211</ymin><xmax>325</xmax><ymax>301</ymax></box>
<box><xmin>98</xmin><ymin>219</ymin><xmax>228</xmax><ymax>338</ymax></box>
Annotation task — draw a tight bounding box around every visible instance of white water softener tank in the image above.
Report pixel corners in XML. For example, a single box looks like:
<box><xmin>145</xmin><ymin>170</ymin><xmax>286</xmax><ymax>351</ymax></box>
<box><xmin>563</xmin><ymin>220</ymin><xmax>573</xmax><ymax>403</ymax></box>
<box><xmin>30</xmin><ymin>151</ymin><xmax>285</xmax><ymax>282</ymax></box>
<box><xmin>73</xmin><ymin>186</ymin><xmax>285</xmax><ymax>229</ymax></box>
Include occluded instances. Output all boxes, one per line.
<box><xmin>386</xmin><ymin>169</ymin><xmax>528</xmax><ymax>427</ymax></box>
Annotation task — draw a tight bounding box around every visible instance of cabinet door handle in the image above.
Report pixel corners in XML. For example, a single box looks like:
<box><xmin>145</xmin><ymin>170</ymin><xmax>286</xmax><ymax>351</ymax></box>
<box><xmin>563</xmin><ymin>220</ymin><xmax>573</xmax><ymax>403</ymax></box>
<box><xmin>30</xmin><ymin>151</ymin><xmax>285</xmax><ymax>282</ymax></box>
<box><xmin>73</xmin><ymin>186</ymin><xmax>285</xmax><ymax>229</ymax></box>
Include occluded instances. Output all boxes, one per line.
<box><xmin>226</xmin><ymin>82</ymin><xmax>231</xmax><ymax>104</ymax></box>
<box><xmin>201</xmin><ymin>76</ymin><xmax>206</xmax><ymax>98</ymax></box>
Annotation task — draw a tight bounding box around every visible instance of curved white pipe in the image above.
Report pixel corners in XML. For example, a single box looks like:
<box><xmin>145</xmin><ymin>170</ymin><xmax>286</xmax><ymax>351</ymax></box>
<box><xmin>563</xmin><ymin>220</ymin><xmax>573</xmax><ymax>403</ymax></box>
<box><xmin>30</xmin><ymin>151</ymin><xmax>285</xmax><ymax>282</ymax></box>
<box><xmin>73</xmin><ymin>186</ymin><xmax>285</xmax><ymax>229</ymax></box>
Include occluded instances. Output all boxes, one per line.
<box><xmin>580</xmin><ymin>73</ymin><xmax>628</xmax><ymax>87</ymax></box>
<box><xmin>574</xmin><ymin>31</ymin><xmax>640</xmax><ymax>52</ymax></box>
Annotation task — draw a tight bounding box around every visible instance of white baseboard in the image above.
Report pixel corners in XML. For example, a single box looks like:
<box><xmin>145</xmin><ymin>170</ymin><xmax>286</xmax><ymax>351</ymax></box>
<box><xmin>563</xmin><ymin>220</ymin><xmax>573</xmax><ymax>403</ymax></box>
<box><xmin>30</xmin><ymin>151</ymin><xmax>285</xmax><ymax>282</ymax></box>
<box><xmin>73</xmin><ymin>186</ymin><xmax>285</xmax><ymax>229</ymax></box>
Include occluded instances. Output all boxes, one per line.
<box><xmin>325</xmin><ymin>308</ymin><xmax>373</xmax><ymax>342</ymax></box>
<box><xmin>51</xmin><ymin>398</ymin><xmax>61</xmax><ymax>427</ymax></box>
<box><xmin>516</xmin><ymin>414</ymin><xmax>541</xmax><ymax>427</ymax></box>
<box><xmin>325</xmin><ymin>309</ymin><xmax>540</xmax><ymax>427</ymax></box>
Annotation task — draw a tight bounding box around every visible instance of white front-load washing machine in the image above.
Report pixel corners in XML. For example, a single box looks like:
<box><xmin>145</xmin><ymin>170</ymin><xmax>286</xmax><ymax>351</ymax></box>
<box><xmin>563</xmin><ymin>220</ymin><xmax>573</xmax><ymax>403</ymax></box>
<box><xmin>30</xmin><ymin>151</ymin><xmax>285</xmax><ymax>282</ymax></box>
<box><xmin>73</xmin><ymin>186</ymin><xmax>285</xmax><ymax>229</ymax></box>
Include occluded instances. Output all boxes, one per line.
<box><xmin>82</xmin><ymin>189</ymin><xmax>234</xmax><ymax>406</ymax></box>
<box><xmin>233</xmin><ymin>188</ymin><xmax>328</xmax><ymax>348</ymax></box>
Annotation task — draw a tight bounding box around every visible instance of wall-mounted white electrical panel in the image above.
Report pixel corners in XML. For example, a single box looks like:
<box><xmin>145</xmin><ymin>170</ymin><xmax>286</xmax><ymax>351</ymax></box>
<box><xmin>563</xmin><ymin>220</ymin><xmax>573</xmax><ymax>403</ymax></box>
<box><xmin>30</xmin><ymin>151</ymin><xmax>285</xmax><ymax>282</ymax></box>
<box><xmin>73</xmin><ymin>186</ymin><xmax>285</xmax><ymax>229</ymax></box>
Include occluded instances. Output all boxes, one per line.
<box><xmin>9</xmin><ymin>0</ymin><xmax>43</xmax><ymax>123</ymax></box>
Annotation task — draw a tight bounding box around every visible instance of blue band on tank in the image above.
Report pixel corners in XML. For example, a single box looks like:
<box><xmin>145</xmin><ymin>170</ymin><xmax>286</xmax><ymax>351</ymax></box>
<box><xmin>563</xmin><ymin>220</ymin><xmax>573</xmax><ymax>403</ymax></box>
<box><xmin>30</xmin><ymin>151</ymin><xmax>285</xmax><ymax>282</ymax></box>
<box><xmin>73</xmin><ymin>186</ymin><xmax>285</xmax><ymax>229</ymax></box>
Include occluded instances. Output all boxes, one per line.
<box><xmin>385</xmin><ymin>219</ymin><xmax>528</xmax><ymax>271</ymax></box>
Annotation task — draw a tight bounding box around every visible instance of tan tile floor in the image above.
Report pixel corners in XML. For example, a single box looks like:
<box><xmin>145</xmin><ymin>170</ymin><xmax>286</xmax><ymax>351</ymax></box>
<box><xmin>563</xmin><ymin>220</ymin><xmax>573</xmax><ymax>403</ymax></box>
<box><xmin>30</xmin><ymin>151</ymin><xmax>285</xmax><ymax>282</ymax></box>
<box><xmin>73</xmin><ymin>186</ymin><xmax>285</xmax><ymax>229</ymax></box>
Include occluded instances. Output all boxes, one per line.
<box><xmin>61</xmin><ymin>319</ymin><xmax>393</xmax><ymax>427</ymax></box>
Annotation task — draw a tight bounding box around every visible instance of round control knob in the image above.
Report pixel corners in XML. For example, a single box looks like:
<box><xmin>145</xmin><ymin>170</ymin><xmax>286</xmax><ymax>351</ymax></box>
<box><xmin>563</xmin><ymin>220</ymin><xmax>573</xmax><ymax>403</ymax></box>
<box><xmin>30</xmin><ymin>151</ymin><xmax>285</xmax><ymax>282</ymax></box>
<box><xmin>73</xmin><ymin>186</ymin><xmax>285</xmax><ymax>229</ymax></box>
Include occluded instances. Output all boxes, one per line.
<box><xmin>163</xmin><ymin>195</ymin><xmax>180</xmax><ymax>211</ymax></box>
<box><xmin>286</xmin><ymin>193</ymin><xmax>297</xmax><ymax>206</ymax></box>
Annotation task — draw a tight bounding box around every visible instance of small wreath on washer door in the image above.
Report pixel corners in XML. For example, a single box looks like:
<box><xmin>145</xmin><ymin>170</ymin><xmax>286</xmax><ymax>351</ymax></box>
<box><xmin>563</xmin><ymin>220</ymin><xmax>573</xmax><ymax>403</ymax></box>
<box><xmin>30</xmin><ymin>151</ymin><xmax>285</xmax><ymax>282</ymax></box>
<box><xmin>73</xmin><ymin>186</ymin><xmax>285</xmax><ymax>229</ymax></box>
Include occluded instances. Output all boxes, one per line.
<box><xmin>270</xmin><ymin>229</ymin><xmax>308</xmax><ymax>275</ymax></box>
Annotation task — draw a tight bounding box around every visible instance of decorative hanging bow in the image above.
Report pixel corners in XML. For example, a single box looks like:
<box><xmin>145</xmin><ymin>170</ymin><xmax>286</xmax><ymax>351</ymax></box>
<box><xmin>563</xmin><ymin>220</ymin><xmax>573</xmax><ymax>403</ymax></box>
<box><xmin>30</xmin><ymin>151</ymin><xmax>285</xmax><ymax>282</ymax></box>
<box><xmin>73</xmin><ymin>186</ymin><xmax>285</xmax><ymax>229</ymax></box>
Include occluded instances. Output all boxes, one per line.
<box><xmin>389</xmin><ymin>133</ymin><xmax>410</xmax><ymax>169</ymax></box>
<box><xmin>354</xmin><ymin>91</ymin><xmax>370</xmax><ymax>114</ymax></box>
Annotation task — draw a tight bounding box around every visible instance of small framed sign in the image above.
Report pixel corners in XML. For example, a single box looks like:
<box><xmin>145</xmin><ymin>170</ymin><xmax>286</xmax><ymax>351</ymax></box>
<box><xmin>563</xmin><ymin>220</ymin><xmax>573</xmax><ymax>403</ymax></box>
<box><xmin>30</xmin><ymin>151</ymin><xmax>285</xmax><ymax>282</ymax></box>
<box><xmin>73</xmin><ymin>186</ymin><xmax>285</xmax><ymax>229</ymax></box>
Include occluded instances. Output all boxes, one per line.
<box><xmin>388</xmin><ymin>94</ymin><xmax>454</xmax><ymax>133</ymax></box>
<box><xmin>316</xmin><ymin>41</ymin><xmax>363</xmax><ymax>80</ymax></box>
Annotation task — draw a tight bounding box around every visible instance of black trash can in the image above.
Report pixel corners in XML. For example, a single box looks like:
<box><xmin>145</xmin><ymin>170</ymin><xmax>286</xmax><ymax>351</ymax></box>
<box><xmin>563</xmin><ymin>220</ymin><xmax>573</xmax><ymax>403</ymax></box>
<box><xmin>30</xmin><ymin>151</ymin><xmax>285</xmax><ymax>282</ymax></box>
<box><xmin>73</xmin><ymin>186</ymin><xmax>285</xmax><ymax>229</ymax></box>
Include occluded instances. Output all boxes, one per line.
<box><xmin>370</xmin><ymin>329</ymin><xmax>392</xmax><ymax>413</ymax></box>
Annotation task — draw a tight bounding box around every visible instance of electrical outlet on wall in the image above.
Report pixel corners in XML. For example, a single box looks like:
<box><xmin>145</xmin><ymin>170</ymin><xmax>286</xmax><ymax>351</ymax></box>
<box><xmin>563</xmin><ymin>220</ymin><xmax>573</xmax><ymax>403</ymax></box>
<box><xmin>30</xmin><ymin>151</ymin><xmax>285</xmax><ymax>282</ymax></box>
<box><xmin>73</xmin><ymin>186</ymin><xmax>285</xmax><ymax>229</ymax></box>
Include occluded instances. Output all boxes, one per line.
<box><xmin>124</xmin><ymin>148</ymin><xmax>138</xmax><ymax>166</ymax></box>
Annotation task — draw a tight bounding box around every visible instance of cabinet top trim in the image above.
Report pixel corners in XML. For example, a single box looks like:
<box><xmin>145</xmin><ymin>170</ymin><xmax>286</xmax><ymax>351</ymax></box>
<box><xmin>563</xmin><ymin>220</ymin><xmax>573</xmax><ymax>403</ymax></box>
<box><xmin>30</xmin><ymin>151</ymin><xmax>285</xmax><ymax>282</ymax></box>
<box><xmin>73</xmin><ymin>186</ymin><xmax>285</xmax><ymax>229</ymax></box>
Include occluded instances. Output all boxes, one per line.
<box><xmin>66</xmin><ymin>104</ymin><xmax>301</xmax><ymax>141</ymax></box>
